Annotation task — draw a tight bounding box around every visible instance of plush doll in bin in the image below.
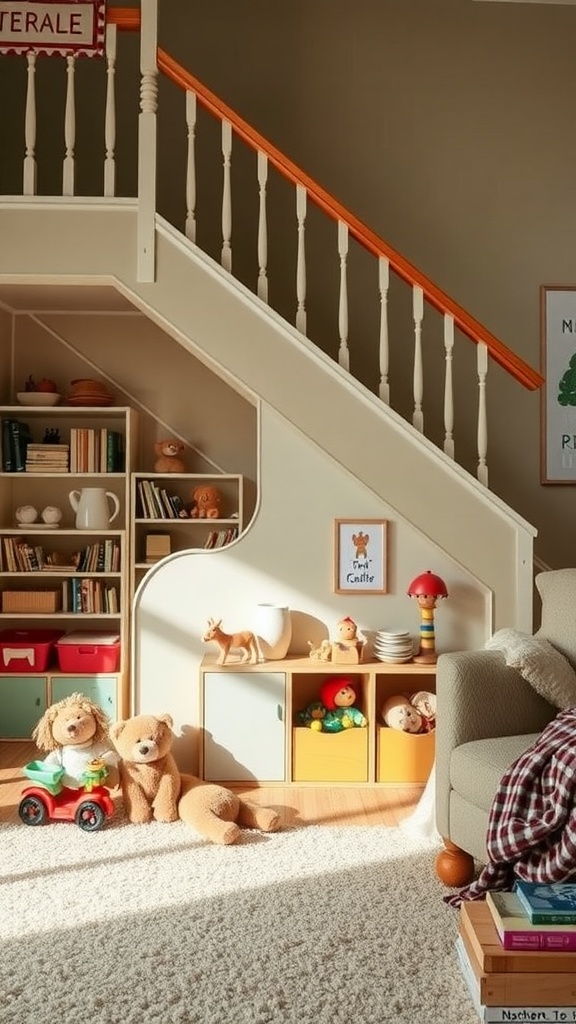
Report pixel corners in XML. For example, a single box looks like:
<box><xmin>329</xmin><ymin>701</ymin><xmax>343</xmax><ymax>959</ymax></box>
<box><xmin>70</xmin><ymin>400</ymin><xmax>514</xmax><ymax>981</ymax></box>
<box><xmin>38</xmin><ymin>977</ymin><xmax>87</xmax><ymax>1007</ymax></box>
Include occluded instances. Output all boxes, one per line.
<box><xmin>298</xmin><ymin>677</ymin><xmax>367</xmax><ymax>733</ymax></box>
<box><xmin>381</xmin><ymin>691</ymin><xmax>436</xmax><ymax>734</ymax></box>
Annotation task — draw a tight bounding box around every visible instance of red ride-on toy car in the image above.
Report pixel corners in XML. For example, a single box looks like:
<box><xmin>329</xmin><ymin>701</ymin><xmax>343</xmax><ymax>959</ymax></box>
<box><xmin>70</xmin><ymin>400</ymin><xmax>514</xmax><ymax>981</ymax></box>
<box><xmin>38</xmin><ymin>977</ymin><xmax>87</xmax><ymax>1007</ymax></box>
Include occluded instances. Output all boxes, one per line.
<box><xmin>19</xmin><ymin>759</ymin><xmax>114</xmax><ymax>832</ymax></box>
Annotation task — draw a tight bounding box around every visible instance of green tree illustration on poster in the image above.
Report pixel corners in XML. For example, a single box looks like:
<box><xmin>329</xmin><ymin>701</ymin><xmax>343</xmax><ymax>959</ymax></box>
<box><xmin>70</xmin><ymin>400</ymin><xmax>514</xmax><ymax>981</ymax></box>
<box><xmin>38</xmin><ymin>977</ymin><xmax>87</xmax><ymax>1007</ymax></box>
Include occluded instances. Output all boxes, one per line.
<box><xmin>558</xmin><ymin>353</ymin><xmax>576</xmax><ymax>406</ymax></box>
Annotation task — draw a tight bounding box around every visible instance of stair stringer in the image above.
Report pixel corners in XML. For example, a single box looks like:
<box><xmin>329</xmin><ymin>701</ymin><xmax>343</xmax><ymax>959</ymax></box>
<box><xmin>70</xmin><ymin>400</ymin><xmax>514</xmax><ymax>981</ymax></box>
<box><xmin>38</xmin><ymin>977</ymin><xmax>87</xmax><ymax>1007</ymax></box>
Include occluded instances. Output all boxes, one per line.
<box><xmin>0</xmin><ymin>199</ymin><xmax>536</xmax><ymax>629</ymax></box>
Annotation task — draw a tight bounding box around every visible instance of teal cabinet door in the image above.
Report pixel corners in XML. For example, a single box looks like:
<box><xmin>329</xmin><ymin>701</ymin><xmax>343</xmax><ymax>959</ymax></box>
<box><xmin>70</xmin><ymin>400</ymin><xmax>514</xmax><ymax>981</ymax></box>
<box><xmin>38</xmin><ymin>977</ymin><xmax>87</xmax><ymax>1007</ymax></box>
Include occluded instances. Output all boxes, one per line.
<box><xmin>0</xmin><ymin>677</ymin><xmax>47</xmax><ymax>739</ymax></box>
<box><xmin>50</xmin><ymin>676</ymin><xmax>118</xmax><ymax>719</ymax></box>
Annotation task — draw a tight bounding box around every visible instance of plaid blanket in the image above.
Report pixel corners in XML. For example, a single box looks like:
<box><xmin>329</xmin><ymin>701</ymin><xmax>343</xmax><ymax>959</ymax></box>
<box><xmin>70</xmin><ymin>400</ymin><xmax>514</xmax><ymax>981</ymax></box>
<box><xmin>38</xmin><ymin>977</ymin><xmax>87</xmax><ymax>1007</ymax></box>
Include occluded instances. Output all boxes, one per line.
<box><xmin>444</xmin><ymin>708</ymin><xmax>576</xmax><ymax>908</ymax></box>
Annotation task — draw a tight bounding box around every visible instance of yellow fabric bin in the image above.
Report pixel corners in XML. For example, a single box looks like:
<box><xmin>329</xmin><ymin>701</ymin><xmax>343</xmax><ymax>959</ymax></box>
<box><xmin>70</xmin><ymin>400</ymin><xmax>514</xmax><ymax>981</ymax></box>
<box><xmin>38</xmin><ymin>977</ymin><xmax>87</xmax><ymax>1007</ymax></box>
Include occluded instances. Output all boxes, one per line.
<box><xmin>292</xmin><ymin>727</ymin><xmax>369</xmax><ymax>782</ymax></box>
<box><xmin>376</xmin><ymin>725</ymin><xmax>435</xmax><ymax>784</ymax></box>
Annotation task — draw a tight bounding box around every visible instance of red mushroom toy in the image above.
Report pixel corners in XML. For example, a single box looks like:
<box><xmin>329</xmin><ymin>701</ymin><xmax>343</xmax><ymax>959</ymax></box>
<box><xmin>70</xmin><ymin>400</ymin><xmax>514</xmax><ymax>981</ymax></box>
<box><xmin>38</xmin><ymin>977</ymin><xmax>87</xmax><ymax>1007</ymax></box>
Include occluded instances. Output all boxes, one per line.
<box><xmin>407</xmin><ymin>570</ymin><xmax>448</xmax><ymax>665</ymax></box>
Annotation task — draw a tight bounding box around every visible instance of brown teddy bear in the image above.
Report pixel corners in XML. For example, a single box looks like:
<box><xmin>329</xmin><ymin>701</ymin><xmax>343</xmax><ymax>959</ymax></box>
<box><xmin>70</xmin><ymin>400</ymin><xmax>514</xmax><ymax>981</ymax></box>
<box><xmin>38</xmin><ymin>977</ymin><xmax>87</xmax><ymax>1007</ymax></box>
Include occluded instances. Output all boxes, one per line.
<box><xmin>190</xmin><ymin>484</ymin><xmax>221</xmax><ymax>518</ymax></box>
<box><xmin>154</xmin><ymin>438</ymin><xmax>187</xmax><ymax>473</ymax></box>
<box><xmin>110</xmin><ymin>713</ymin><xmax>280</xmax><ymax>845</ymax></box>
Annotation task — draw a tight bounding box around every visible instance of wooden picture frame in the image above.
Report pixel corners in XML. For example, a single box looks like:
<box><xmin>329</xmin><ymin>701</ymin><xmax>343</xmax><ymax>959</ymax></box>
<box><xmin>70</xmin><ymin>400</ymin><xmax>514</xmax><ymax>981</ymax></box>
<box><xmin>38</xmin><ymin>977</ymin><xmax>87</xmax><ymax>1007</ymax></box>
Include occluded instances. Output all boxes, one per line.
<box><xmin>334</xmin><ymin>519</ymin><xmax>388</xmax><ymax>594</ymax></box>
<box><xmin>540</xmin><ymin>285</ymin><xmax>576</xmax><ymax>484</ymax></box>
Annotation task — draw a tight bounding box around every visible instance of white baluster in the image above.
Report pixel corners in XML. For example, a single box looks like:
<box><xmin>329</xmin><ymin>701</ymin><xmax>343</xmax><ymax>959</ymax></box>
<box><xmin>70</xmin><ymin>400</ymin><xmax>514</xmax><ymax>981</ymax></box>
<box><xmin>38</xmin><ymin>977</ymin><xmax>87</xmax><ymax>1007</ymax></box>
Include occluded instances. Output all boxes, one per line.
<box><xmin>137</xmin><ymin>0</ymin><xmax>158</xmax><ymax>282</ymax></box>
<box><xmin>412</xmin><ymin>285</ymin><xmax>424</xmax><ymax>433</ymax></box>
<box><xmin>221</xmin><ymin>120</ymin><xmax>232</xmax><ymax>272</ymax></box>
<box><xmin>338</xmin><ymin>221</ymin><xmax>350</xmax><ymax>371</ymax></box>
<box><xmin>62</xmin><ymin>55</ymin><xmax>76</xmax><ymax>196</ymax></box>
<box><xmin>257</xmin><ymin>151</ymin><xmax>268</xmax><ymax>303</ymax></box>
<box><xmin>104</xmin><ymin>23</ymin><xmax>117</xmax><ymax>197</ymax></box>
<box><xmin>378</xmin><ymin>257</ymin><xmax>390</xmax><ymax>404</ymax></box>
<box><xmin>185</xmin><ymin>91</ymin><xmax>197</xmax><ymax>243</ymax></box>
<box><xmin>477</xmin><ymin>342</ymin><xmax>489</xmax><ymax>486</ymax></box>
<box><xmin>23</xmin><ymin>52</ymin><xmax>37</xmax><ymax>196</ymax></box>
<box><xmin>443</xmin><ymin>314</ymin><xmax>455</xmax><ymax>459</ymax></box>
<box><xmin>296</xmin><ymin>185</ymin><xmax>307</xmax><ymax>334</ymax></box>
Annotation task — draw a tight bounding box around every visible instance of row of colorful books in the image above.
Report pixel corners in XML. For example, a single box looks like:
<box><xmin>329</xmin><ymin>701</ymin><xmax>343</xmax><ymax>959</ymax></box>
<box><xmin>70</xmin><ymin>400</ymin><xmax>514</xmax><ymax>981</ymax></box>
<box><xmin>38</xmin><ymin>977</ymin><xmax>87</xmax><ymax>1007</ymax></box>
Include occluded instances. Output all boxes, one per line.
<box><xmin>203</xmin><ymin>527</ymin><xmax>238</xmax><ymax>549</ymax></box>
<box><xmin>1</xmin><ymin>537</ymin><xmax>121</xmax><ymax>574</ymax></box>
<box><xmin>0</xmin><ymin>420</ymin><xmax>124</xmax><ymax>474</ymax></box>
<box><xmin>137</xmin><ymin>479</ymin><xmax>188</xmax><ymax>520</ymax></box>
<box><xmin>61</xmin><ymin>578</ymin><xmax>119</xmax><ymax>613</ymax></box>
<box><xmin>69</xmin><ymin>428</ymin><xmax>124</xmax><ymax>473</ymax></box>
<box><xmin>456</xmin><ymin>882</ymin><xmax>576</xmax><ymax>1022</ymax></box>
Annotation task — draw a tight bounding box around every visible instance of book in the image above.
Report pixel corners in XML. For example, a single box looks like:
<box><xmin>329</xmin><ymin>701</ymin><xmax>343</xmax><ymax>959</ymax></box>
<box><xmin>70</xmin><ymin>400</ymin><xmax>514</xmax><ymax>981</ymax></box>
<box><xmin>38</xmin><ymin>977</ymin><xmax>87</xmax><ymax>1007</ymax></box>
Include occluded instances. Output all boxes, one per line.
<box><xmin>460</xmin><ymin>899</ymin><xmax>576</xmax><ymax>973</ymax></box>
<box><xmin>2</xmin><ymin>418</ymin><xmax>14</xmax><ymax>471</ymax></box>
<box><xmin>455</xmin><ymin>935</ymin><xmax>576</xmax><ymax>1022</ymax></box>
<box><xmin>487</xmin><ymin>890</ymin><xmax>576</xmax><ymax>950</ymax></box>
<box><xmin>10</xmin><ymin>419</ymin><xmax>31</xmax><ymax>472</ymax></box>
<box><xmin>458</xmin><ymin>911</ymin><xmax>576</xmax><ymax>1005</ymax></box>
<box><xmin>514</xmin><ymin>882</ymin><xmax>576</xmax><ymax>925</ymax></box>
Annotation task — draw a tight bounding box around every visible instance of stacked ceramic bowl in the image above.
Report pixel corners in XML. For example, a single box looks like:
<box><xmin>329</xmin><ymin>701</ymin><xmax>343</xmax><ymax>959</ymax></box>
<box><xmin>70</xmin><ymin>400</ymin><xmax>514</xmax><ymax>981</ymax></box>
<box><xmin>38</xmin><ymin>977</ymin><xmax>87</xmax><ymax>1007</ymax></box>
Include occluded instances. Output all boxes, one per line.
<box><xmin>66</xmin><ymin>379</ymin><xmax>115</xmax><ymax>407</ymax></box>
<box><xmin>373</xmin><ymin>629</ymin><xmax>414</xmax><ymax>664</ymax></box>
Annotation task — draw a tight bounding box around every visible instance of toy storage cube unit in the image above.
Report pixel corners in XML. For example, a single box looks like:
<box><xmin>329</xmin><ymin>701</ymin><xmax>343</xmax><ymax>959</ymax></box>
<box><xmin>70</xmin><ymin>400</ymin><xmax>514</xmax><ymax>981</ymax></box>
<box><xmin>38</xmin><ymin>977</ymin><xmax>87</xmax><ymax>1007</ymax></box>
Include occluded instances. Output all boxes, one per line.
<box><xmin>200</xmin><ymin>656</ymin><xmax>436</xmax><ymax>787</ymax></box>
<box><xmin>0</xmin><ymin>628</ymin><xmax>64</xmax><ymax>672</ymax></box>
<box><xmin>55</xmin><ymin>631</ymin><xmax>121</xmax><ymax>673</ymax></box>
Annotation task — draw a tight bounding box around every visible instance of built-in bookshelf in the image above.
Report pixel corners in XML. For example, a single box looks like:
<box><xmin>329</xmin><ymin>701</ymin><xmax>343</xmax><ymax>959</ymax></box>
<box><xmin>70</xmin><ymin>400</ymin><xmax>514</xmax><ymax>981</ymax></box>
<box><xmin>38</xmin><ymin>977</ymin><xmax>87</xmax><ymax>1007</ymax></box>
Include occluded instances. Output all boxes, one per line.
<box><xmin>131</xmin><ymin>472</ymin><xmax>243</xmax><ymax>594</ymax></box>
<box><xmin>0</xmin><ymin>403</ymin><xmax>248</xmax><ymax>739</ymax></box>
<box><xmin>0</xmin><ymin>405</ymin><xmax>138</xmax><ymax>734</ymax></box>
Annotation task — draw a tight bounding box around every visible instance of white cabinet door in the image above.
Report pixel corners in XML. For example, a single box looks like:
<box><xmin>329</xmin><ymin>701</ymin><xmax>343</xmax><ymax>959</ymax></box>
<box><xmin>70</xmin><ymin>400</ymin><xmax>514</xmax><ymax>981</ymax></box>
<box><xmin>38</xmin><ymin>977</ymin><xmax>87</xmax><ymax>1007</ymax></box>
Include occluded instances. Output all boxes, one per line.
<box><xmin>202</xmin><ymin>671</ymin><xmax>286</xmax><ymax>781</ymax></box>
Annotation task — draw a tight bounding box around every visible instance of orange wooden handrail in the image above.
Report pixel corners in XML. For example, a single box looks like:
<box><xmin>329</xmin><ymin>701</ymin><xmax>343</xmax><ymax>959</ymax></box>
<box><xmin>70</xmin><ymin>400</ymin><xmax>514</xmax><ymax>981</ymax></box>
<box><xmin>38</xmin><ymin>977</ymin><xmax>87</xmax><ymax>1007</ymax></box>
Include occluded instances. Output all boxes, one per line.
<box><xmin>110</xmin><ymin>8</ymin><xmax>543</xmax><ymax>392</ymax></box>
<box><xmin>107</xmin><ymin>7</ymin><xmax>140</xmax><ymax>30</ymax></box>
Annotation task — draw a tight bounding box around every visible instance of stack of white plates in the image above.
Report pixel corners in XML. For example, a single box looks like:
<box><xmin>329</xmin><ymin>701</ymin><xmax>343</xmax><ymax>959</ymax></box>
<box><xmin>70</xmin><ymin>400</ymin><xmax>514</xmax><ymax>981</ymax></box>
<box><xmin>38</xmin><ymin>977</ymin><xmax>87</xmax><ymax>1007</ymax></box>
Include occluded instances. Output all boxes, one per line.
<box><xmin>373</xmin><ymin>629</ymin><xmax>414</xmax><ymax>663</ymax></box>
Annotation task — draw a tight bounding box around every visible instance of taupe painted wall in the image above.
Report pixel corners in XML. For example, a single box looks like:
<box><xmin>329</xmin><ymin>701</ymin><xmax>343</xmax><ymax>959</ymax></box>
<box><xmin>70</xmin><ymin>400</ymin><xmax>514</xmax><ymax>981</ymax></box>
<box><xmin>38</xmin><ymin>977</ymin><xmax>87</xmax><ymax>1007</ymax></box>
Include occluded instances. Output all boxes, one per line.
<box><xmin>1</xmin><ymin>0</ymin><xmax>575</xmax><ymax>568</ymax></box>
<box><xmin>155</xmin><ymin>0</ymin><xmax>576</xmax><ymax>569</ymax></box>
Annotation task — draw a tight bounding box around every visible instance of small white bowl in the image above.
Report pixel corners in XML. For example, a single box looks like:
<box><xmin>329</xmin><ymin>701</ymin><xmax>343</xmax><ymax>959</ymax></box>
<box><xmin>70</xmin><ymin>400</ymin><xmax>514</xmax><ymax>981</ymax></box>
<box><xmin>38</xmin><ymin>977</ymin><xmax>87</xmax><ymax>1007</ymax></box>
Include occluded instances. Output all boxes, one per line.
<box><xmin>16</xmin><ymin>392</ymin><xmax>62</xmax><ymax>407</ymax></box>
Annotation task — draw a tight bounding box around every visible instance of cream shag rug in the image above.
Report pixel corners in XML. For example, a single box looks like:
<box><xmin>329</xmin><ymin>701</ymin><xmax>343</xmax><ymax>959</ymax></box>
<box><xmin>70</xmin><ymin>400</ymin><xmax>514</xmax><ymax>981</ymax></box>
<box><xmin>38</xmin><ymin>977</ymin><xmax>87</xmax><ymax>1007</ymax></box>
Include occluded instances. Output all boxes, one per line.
<box><xmin>0</xmin><ymin>812</ymin><xmax>476</xmax><ymax>1024</ymax></box>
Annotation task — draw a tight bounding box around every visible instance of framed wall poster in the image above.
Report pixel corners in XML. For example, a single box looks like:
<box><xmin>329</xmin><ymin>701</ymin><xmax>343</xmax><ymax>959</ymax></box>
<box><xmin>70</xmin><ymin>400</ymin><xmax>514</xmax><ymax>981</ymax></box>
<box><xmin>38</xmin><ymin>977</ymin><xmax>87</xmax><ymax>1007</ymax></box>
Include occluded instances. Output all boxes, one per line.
<box><xmin>334</xmin><ymin>519</ymin><xmax>388</xmax><ymax>594</ymax></box>
<box><xmin>541</xmin><ymin>286</ymin><xmax>576</xmax><ymax>484</ymax></box>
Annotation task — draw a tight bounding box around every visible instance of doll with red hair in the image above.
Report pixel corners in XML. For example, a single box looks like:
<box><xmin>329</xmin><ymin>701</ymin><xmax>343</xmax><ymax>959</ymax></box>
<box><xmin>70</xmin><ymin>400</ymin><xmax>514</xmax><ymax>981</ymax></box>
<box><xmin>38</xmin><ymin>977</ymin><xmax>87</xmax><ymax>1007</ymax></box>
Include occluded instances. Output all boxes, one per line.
<box><xmin>298</xmin><ymin>677</ymin><xmax>367</xmax><ymax>732</ymax></box>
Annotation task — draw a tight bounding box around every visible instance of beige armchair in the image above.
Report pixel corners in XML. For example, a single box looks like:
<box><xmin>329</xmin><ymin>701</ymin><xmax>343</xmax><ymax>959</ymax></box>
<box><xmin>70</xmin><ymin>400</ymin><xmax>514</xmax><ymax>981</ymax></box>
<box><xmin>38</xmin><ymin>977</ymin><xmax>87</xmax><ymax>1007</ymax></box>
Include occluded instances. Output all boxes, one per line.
<box><xmin>434</xmin><ymin>568</ymin><xmax>576</xmax><ymax>887</ymax></box>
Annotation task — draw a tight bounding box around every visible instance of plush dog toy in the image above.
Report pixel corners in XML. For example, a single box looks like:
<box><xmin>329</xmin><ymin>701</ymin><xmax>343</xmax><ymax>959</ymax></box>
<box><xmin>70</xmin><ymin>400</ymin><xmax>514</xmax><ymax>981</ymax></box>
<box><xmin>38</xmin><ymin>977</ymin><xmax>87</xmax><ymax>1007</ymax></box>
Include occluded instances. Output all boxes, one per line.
<box><xmin>190</xmin><ymin>484</ymin><xmax>221</xmax><ymax>518</ymax></box>
<box><xmin>154</xmin><ymin>438</ymin><xmax>187</xmax><ymax>473</ymax></box>
<box><xmin>110</xmin><ymin>713</ymin><xmax>280</xmax><ymax>845</ymax></box>
<box><xmin>32</xmin><ymin>691</ymin><xmax>119</xmax><ymax>789</ymax></box>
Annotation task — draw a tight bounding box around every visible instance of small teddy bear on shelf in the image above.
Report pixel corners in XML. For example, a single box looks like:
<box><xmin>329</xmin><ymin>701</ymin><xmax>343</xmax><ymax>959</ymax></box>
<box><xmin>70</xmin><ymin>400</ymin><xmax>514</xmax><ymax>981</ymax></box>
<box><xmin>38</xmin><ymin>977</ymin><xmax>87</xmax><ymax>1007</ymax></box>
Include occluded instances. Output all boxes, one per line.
<box><xmin>298</xmin><ymin>677</ymin><xmax>367</xmax><ymax>733</ymax></box>
<box><xmin>154</xmin><ymin>438</ymin><xmax>187</xmax><ymax>473</ymax></box>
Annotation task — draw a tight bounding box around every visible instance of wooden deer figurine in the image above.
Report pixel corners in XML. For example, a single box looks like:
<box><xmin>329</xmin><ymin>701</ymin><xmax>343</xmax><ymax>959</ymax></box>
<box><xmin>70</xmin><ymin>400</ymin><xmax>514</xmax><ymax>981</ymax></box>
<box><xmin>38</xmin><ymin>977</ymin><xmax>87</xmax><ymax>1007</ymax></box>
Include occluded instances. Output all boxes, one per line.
<box><xmin>202</xmin><ymin>618</ymin><xmax>263</xmax><ymax>665</ymax></box>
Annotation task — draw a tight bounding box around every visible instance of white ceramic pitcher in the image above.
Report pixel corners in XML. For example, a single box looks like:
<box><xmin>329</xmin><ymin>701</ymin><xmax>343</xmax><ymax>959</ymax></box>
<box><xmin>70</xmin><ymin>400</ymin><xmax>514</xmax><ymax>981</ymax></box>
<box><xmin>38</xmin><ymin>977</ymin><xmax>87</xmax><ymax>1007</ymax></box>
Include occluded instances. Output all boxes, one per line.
<box><xmin>69</xmin><ymin>488</ymin><xmax>120</xmax><ymax>529</ymax></box>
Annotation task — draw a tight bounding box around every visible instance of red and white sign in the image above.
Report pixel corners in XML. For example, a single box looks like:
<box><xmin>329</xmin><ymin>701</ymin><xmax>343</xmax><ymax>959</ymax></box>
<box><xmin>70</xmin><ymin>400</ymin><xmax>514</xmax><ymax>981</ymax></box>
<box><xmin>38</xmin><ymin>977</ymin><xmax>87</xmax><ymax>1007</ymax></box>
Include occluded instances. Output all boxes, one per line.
<box><xmin>0</xmin><ymin>1</ymin><xmax>106</xmax><ymax>57</ymax></box>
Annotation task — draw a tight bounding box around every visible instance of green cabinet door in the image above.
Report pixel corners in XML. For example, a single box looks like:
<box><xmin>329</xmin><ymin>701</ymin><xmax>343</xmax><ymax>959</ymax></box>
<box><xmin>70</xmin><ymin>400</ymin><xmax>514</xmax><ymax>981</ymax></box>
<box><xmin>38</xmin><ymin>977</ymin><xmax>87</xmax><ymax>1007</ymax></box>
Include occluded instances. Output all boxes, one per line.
<box><xmin>50</xmin><ymin>676</ymin><xmax>118</xmax><ymax>719</ymax></box>
<box><xmin>0</xmin><ymin>677</ymin><xmax>47</xmax><ymax>739</ymax></box>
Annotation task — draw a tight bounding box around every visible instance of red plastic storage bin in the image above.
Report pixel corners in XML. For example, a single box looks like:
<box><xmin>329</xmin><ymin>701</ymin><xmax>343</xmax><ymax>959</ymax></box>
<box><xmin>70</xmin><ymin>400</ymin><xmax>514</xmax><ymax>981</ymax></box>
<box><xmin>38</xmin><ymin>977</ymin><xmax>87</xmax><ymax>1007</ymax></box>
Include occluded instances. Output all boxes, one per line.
<box><xmin>55</xmin><ymin>631</ymin><xmax>121</xmax><ymax>673</ymax></box>
<box><xmin>0</xmin><ymin>628</ymin><xmax>64</xmax><ymax>672</ymax></box>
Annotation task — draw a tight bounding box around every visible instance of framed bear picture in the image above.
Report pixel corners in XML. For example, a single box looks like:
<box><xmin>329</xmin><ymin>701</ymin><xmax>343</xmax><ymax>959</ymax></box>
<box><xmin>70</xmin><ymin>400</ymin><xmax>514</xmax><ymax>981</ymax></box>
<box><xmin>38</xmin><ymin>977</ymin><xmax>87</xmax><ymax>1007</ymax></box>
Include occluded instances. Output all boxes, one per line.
<box><xmin>334</xmin><ymin>519</ymin><xmax>388</xmax><ymax>594</ymax></box>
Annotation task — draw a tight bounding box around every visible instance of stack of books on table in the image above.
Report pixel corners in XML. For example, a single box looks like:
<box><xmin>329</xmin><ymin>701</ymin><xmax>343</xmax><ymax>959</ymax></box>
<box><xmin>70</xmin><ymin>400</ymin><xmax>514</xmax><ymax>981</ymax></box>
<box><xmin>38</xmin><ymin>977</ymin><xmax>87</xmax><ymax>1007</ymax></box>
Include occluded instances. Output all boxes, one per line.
<box><xmin>456</xmin><ymin>882</ymin><xmax>576</xmax><ymax>1022</ymax></box>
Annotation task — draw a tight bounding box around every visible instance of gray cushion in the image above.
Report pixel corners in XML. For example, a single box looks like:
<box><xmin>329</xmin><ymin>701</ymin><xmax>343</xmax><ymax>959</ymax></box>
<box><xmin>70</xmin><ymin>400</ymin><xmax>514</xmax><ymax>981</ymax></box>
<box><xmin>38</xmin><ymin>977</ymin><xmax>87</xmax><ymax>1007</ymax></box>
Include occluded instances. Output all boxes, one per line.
<box><xmin>450</xmin><ymin>733</ymin><xmax>541</xmax><ymax>814</ymax></box>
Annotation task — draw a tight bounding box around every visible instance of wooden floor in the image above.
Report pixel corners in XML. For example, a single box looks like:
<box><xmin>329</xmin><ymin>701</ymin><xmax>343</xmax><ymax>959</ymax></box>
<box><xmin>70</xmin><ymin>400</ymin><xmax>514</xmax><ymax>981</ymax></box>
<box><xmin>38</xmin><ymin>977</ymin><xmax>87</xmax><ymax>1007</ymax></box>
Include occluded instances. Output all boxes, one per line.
<box><xmin>0</xmin><ymin>740</ymin><xmax>424</xmax><ymax>828</ymax></box>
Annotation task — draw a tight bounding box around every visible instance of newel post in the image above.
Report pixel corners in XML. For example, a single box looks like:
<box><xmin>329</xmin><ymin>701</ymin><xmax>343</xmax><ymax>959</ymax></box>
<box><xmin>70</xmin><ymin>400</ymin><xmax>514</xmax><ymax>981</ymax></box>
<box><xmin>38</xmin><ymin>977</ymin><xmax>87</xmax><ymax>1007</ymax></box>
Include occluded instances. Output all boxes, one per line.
<box><xmin>137</xmin><ymin>0</ymin><xmax>158</xmax><ymax>282</ymax></box>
